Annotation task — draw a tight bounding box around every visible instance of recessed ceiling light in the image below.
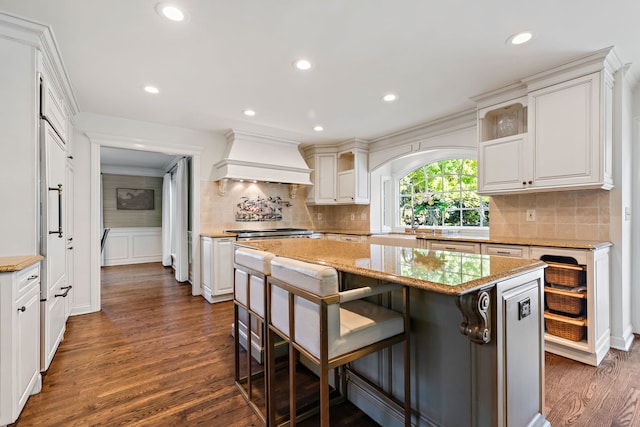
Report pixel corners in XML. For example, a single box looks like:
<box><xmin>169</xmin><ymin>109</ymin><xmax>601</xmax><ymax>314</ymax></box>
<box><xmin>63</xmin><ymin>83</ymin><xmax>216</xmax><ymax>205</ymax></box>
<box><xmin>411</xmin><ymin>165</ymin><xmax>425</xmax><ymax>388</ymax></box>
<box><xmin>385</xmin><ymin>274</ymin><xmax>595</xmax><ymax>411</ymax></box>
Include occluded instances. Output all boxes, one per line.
<box><xmin>313</xmin><ymin>125</ymin><xmax>324</xmax><ymax>132</ymax></box>
<box><xmin>243</xmin><ymin>109</ymin><xmax>256</xmax><ymax>117</ymax></box>
<box><xmin>293</xmin><ymin>59</ymin><xmax>312</xmax><ymax>71</ymax></box>
<box><xmin>155</xmin><ymin>3</ymin><xmax>185</xmax><ymax>22</ymax></box>
<box><xmin>144</xmin><ymin>86</ymin><xmax>159</xmax><ymax>94</ymax></box>
<box><xmin>382</xmin><ymin>93</ymin><xmax>398</xmax><ymax>102</ymax></box>
<box><xmin>508</xmin><ymin>31</ymin><xmax>533</xmax><ymax>45</ymax></box>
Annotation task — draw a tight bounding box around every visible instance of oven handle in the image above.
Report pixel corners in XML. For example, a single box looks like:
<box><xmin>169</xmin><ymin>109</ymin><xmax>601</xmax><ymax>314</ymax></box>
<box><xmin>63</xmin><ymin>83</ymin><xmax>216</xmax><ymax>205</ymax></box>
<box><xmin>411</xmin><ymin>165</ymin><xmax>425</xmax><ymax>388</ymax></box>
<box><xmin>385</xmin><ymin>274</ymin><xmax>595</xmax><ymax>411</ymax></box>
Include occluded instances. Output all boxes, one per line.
<box><xmin>48</xmin><ymin>184</ymin><xmax>63</xmax><ymax>238</ymax></box>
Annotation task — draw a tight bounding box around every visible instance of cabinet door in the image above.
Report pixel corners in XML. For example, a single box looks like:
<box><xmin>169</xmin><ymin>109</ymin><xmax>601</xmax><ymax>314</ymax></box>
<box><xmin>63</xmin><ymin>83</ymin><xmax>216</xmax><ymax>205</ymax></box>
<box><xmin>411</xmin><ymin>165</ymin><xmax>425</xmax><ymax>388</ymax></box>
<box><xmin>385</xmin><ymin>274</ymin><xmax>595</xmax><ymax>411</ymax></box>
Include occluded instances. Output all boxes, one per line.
<box><xmin>213</xmin><ymin>238</ymin><xmax>234</xmax><ymax>296</ymax></box>
<box><xmin>478</xmin><ymin>135</ymin><xmax>529</xmax><ymax>194</ymax></box>
<box><xmin>40</xmin><ymin>61</ymin><xmax>69</xmax><ymax>143</ymax></box>
<box><xmin>529</xmin><ymin>73</ymin><xmax>600</xmax><ymax>189</ymax></box>
<box><xmin>315</xmin><ymin>154</ymin><xmax>337</xmax><ymax>204</ymax></box>
<box><xmin>337</xmin><ymin>170</ymin><xmax>355</xmax><ymax>203</ymax></box>
<box><xmin>201</xmin><ymin>237</ymin><xmax>212</xmax><ymax>294</ymax></box>
<box><xmin>42</xmin><ymin>288</ymin><xmax>66</xmax><ymax>371</ymax></box>
<box><xmin>503</xmin><ymin>282</ymin><xmax>542</xmax><ymax>427</ymax></box>
<box><xmin>16</xmin><ymin>284</ymin><xmax>40</xmax><ymax>411</ymax></box>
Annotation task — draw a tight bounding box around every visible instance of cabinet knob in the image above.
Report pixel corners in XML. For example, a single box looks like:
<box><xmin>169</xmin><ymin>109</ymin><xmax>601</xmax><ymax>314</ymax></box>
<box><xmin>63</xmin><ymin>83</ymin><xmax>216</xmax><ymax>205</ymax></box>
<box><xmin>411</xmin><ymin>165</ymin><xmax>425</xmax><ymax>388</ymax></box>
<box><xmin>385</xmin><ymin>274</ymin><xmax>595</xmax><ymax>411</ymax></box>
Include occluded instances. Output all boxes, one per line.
<box><xmin>18</xmin><ymin>306</ymin><xmax>26</xmax><ymax>312</ymax></box>
<box><xmin>528</xmin><ymin>180</ymin><xmax>533</xmax><ymax>185</ymax></box>
<box><xmin>68</xmin><ymin>246</ymin><xmax>73</xmax><ymax>250</ymax></box>
<box><xmin>28</xmin><ymin>275</ymin><xmax>38</xmax><ymax>280</ymax></box>
<box><xmin>522</xmin><ymin>181</ymin><xmax>527</xmax><ymax>185</ymax></box>
<box><xmin>67</xmin><ymin>155</ymin><xmax>74</xmax><ymax>160</ymax></box>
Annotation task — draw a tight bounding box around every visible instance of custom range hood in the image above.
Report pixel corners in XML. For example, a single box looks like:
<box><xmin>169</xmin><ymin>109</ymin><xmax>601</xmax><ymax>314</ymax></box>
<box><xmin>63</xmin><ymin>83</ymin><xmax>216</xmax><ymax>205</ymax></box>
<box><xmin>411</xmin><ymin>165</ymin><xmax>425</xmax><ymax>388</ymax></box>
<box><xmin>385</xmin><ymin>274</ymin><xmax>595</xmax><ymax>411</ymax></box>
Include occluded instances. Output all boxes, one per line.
<box><xmin>213</xmin><ymin>130</ymin><xmax>312</xmax><ymax>196</ymax></box>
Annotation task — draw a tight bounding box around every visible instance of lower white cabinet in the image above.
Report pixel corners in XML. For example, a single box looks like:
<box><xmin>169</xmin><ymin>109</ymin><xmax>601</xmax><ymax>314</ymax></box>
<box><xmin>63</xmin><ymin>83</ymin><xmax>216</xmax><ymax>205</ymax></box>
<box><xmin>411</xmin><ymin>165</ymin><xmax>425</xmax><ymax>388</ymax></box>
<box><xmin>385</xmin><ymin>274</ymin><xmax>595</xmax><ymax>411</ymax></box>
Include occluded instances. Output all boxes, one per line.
<box><xmin>201</xmin><ymin>236</ymin><xmax>235</xmax><ymax>303</ymax></box>
<box><xmin>529</xmin><ymin>245</ymin><xmax>610</xmax><ymax>366</ymax></box>
<box><xmin>481</xmin><ymin>243</ymin><xmax>530</xmax><ymax>259</ymax></box>
<box><xmin>0</xmin><ymin>261</ymin><xmax>42</xmax><ymax>426</ymax></box>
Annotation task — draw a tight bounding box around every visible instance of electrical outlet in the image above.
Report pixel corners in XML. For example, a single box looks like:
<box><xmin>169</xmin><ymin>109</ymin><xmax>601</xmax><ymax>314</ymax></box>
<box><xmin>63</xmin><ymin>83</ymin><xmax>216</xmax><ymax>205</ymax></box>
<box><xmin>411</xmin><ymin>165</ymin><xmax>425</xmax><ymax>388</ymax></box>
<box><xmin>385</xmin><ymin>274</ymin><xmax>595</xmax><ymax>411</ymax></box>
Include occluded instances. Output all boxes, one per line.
<box><xmin>350</xmin><ymin>213</ymin><xmax>355</xmax><ymax>221</ymax></box>
<box><xmin>318</xmin><ymin>213</ymin><xmax>323</xmax><ymax>221</ymax></box>
<box><xmin>526</xmin><ymin>209</ymin><xmax>536</xmax><ymax>222</ymax></box>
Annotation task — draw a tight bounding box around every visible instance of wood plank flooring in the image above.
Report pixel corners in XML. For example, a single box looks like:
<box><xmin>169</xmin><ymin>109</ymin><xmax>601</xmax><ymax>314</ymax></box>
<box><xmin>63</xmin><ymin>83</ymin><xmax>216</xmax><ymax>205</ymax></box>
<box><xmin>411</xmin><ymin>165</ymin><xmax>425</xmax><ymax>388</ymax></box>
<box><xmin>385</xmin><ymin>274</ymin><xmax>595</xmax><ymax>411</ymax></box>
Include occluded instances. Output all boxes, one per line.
<box><xmin>11</xmin><ymin>262</ymin><xmax>640</xmax><ymax>426</ymax></box>
<box><xmin>12</xmin><ymin>263</ymin><xmax>375</xmax><ymax>427</ymax></box>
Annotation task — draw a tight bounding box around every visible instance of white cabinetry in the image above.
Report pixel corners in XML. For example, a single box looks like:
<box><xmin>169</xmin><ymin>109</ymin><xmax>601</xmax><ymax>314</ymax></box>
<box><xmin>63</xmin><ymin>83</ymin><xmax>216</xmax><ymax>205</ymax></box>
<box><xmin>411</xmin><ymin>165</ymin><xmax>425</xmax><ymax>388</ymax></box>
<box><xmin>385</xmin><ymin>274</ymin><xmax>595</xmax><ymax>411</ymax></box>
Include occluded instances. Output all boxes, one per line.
<box><xmin>0</xmin><ymin>10</ymin><xmax>76</xmax><ymax>376</ymax></box>
<box><xmin>201</xmin><ymin>236</ymin><xmax>235</xmax><ymax>303</ymax></box>
<box><xmin>306</xmin><ymin>153</ymin><xmax>337</xmax><ymax>204</ymax></box>
<box><xmin>304</xmin><ymin>140</ymin><xmax>369</xmax><ymax>205</ymax></box>
<box><xmin>0</xmin><ymin>262</ymin><xmax>42</xmax><ymax>426</ymax></box>
<box><xmin>528</xmin><ymin>72</ymin><xmax>612</xmax><ymax>190</ymax></box>
<box><xmin>481</xmin><ymin>243</ymin><xmax>530</xmax><ymax>259</ymax></box>
<box><xmin>529</xmin><ymin>245</ymin><xmax>610</xmax><ymax>366</ymax></box>
<box><xmin>475</xmin><ymin>48</ymin><xmax>619</xmax><ymax>195</ymax></box>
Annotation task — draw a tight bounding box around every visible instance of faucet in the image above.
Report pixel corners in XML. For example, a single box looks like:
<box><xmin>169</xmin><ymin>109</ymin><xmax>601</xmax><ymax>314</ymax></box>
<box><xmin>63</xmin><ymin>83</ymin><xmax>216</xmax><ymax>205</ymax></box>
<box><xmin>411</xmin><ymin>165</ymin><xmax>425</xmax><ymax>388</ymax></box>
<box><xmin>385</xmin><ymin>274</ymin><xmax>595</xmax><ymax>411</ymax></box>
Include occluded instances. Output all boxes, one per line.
<box><xmin>402</xmin><ymin>203</ymin><xmax>418</xmax><ymax>234</ymax></box>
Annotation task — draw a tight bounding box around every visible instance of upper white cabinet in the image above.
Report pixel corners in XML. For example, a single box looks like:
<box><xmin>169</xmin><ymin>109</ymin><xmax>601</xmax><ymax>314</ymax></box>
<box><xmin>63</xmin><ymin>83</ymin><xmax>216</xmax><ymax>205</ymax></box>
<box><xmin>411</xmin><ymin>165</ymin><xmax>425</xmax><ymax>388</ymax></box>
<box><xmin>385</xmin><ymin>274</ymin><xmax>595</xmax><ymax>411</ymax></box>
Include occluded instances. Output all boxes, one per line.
<box><xmin>475</xmin><ymin>48</ymin><xmax>620</xmax><ymax>195</ymax></box>
<box><xmin>40</xmin><ymin>56</ymin><xmax>70</xmax><ymax>144</ymax></box>
<box><xmin>306</xmin><ymin>152</ymin><xmax>337</xmax><ymax>204</ymax></box>
<box><xmin>304</xmin><ymin>140</ymin><xmax>369</xmax><ymax>205</ymax></box>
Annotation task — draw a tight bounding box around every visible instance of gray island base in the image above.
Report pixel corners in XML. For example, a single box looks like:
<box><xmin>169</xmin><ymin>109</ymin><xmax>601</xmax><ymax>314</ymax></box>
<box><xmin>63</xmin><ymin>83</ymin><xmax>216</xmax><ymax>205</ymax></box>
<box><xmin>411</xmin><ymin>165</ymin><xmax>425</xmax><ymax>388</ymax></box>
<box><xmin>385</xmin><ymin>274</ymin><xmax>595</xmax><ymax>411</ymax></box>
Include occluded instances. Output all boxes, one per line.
<box><xmin>237</xmin><ymin>239</ymin><xmax>549</xmax><ymax>427</ymax></box>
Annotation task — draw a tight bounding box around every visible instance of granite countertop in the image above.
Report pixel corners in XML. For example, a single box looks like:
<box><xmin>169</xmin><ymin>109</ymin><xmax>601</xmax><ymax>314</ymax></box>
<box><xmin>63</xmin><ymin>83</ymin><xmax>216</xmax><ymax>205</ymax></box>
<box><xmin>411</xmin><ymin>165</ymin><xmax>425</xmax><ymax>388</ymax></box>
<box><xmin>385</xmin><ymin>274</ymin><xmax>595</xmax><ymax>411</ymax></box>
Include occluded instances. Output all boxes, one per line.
<box><xmin>235</xmin><ymin>239</ymin><xmax>545</xmax><ymax>296</ymax></box>
<box><xmin>412</xmin><ymin>233</ymin><xmax>611</xmax><ymax>250</ymax></box>
<box><xmin>0</xmin><ymin>255</ymin><xmax>43</xmax><ymax>273</ymax></box>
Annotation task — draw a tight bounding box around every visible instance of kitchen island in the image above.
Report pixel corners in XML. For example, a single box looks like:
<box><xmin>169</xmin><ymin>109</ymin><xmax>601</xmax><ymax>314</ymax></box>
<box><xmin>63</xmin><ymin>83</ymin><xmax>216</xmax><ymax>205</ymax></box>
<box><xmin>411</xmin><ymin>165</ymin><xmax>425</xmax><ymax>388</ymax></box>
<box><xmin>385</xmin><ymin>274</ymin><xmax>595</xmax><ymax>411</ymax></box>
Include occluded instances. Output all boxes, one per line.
<box><xmin>236</xmin><ymin>239</ymin><xmax>549</xmax><ymax>427</ymax></box>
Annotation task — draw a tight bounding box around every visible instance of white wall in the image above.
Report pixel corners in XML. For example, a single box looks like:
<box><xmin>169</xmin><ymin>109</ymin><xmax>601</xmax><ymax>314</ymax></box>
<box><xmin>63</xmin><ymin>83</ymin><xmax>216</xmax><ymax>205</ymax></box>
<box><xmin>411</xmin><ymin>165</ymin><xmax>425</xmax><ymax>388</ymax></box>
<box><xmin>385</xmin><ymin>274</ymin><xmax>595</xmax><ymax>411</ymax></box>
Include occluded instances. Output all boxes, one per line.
<box><xmin>70</xmin><ymin>113</ymin><xmax>227</xmax><ymax>315</ymax></box>
<box><xmin>609</xmin><ymin>66</ymin><xmax>635</xmax><ymax>350</ymax></box>
<box><xmin>632</xmin><ymin>79</ymin><xmax>640</xmax><ymax>334</ymax></box>
<box><xmin>368</xmin><ymin>116</ymin><xmax>477</xmax><ymax>233</ymax></box>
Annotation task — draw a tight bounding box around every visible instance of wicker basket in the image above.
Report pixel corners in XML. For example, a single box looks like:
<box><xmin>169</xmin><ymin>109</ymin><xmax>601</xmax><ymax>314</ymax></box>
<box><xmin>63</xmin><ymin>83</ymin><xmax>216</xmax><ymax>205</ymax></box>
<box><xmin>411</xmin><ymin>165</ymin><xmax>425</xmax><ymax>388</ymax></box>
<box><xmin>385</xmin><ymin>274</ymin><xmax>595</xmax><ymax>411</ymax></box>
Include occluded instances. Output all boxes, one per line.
<box><xmin>545</xmin><ymin>287</ymin><xmax>586</xmax><ymax>315</ymax></box>
<box><xmin>544</xmin><ymin>311</ymin><xmax>586</xmax><ymax>342</ymax></box>
<box><xmin>545</xmin><ymin>262</ymin><xmax>586</xmax><ymax>287</ymax></box>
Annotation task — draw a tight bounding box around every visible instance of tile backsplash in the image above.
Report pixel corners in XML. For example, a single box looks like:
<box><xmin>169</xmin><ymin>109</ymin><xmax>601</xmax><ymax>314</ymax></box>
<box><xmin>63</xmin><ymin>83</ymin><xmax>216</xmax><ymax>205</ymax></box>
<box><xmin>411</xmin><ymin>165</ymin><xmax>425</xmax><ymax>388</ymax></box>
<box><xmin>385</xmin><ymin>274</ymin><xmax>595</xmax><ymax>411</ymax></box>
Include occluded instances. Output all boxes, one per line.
<box><xmin>200</xmin><ymin>181</ymin><xmax>370</xmax><ymax>233</ymax></box>
<box><xmin>489</xmin><ymin>189</ymin><xmax>610</xmax><ymax>241</ymax></box>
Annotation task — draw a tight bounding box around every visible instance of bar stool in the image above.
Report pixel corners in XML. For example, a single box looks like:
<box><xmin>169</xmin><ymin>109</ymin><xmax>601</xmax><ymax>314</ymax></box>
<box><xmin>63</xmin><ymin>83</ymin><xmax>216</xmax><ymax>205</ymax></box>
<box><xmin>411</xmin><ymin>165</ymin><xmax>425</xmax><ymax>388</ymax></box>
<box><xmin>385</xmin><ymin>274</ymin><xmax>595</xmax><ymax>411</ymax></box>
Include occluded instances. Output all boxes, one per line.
<box><xmin>233</xmin><ymin>247</ymin><xmax>275</xmax><ymax>424</ymax></box>
<box><xmin>267</xmin><ymin>256</ymin><xmax>411</xmax><ymax>427</ymax></box>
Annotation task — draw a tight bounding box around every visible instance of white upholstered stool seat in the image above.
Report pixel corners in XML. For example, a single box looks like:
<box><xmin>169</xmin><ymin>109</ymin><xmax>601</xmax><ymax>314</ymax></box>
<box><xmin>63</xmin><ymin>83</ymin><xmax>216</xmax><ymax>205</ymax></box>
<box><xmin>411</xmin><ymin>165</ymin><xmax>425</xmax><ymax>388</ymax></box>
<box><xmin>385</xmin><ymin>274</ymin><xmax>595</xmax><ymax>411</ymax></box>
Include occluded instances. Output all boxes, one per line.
<box><xmin>233</xmin><ymin>247</ymin><xmax>275</xmax><ymax>425</ymax></box>
<box><xmin>267</xmin><ymin>256</ymin><xmax>411</xmax><ymax>427</ymax></box>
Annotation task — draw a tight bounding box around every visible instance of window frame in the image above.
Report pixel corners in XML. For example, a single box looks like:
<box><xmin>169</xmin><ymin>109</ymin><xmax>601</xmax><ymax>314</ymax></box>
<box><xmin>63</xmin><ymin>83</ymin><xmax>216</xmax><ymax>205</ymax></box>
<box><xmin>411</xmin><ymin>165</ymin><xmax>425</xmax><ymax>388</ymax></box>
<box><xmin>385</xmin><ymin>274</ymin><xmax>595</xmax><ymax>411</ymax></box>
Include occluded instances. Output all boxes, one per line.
<box><xmin>393</xmin><ymin>155</ymin><xmax>489</xmax><ymax>232</ymax></box>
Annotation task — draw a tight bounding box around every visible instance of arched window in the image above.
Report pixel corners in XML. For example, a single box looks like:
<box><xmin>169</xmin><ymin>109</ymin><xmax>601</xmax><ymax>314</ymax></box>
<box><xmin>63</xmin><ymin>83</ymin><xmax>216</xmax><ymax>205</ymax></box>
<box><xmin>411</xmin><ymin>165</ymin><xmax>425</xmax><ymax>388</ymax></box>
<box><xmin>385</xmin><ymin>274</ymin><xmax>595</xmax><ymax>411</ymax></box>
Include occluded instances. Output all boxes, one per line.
<box><xmin>399</xmin><ymin>159</ymin><xmax>489</xmax><ymax>228</ymax></box>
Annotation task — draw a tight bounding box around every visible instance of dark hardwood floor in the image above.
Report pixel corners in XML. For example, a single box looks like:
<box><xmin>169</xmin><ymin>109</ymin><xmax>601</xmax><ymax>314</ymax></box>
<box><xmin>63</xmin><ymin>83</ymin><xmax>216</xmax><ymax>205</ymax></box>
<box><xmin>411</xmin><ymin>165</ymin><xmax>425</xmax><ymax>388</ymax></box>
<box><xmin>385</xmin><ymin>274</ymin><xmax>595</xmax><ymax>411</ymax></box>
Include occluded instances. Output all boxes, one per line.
<box><xmin>12</xmin><ymin>263</ymin><xmax>640</xmax><ymax>426</ymax></box>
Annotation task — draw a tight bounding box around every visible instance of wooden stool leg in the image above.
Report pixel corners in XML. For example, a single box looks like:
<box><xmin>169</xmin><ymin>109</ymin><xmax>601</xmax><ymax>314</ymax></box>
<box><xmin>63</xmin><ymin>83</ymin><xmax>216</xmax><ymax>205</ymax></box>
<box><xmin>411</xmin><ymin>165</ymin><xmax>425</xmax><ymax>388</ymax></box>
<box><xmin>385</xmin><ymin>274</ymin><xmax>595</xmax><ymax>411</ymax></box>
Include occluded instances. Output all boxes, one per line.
<box><xmin>320</xmin><ymin>363</ymin><xmax>330</xmax><ymax>427</ymax></box>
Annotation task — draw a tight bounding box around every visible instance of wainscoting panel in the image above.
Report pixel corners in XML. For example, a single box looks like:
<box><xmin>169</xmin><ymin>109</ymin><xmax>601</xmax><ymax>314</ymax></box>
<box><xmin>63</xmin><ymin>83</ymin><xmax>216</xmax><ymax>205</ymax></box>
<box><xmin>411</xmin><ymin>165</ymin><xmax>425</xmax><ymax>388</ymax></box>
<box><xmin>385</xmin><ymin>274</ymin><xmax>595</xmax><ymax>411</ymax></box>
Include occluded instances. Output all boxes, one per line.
<box><xmin>103</xmin><ymin>227</ymin><xmax>162</xmax><ymax>266</ymax></box>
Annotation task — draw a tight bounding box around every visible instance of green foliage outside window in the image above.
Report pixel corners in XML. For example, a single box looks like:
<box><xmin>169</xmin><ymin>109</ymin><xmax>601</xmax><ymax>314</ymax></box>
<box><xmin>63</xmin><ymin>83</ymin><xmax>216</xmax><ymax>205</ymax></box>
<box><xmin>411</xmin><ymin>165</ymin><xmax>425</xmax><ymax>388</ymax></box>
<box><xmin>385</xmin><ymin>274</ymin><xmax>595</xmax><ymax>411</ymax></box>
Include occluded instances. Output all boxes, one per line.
<box><xmin>399</xmin><ymin>159</ymin><xmax>490</xmax><ymax>227</ymax></box>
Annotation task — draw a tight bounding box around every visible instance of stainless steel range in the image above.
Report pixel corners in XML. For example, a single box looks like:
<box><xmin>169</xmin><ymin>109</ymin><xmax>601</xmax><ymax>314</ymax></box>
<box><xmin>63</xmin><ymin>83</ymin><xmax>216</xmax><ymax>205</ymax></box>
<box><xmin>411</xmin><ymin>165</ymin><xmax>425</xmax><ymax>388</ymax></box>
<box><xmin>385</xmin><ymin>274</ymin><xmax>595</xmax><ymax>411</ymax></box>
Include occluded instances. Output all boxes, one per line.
<box><xmin>226</xmin><ymin>227</ymin><xmax>313</xmax><ymax>241</ymax></box>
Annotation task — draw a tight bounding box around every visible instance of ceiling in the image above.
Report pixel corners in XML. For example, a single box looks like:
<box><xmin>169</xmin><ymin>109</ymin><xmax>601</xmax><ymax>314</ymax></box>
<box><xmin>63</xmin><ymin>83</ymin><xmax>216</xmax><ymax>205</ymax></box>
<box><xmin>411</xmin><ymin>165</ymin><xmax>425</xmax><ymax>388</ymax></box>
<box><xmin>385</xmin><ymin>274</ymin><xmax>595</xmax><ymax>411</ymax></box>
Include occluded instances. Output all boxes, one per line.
<box><xmin>1</xmin><ymin>1</ymin><xmax>639</xmax><ymax>145</ymax></box>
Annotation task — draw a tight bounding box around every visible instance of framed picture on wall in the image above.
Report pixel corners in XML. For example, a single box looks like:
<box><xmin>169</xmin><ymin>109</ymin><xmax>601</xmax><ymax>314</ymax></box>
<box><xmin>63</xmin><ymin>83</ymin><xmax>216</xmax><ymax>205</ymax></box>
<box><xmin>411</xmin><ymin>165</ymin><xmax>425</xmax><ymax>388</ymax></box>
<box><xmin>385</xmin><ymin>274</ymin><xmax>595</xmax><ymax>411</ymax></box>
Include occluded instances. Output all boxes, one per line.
<box><xmin>116</xmin><ymin>188</ymin><xmax>155</xmax><ymax>210</ymax></box>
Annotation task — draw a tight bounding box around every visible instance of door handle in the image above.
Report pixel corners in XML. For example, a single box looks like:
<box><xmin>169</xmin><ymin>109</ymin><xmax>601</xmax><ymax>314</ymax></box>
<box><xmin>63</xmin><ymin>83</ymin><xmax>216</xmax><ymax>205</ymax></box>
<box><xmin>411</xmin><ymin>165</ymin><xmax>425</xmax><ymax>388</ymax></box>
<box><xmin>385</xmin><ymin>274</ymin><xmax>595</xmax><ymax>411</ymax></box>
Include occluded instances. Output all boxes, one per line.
<box><xmin>48</xmin><ymin>184</ymin><xmax>63</xmax><ymax>238</ymax></box>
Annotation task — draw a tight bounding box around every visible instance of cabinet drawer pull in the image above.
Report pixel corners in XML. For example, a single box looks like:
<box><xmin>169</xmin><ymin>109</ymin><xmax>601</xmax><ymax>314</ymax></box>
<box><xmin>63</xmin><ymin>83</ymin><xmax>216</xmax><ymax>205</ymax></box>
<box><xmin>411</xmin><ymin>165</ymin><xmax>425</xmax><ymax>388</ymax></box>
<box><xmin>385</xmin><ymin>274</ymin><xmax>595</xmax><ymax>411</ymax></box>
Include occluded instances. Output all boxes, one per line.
<box><xmin>55</xmin><ymin>286</ymin><xmax>72</xmax><ymax>298</ymax></box>
<box><xmin>445</xmin><ymin>247</ymin><xmax>456</xmax><ymax>250</ymax></box>
<box><xmin>18</xmin><ymin>306</ymin><xmax>26</xmax><ymax>312</ymax></box>
<box><xmin>28</xmin><ymin>275</ymin><xmax>39</xmax><ymax>280</ymax></box>
<box><xmin>496</xmin><ymin>251</ymin><xmax>511</xmax><ymax>255</ymax></box>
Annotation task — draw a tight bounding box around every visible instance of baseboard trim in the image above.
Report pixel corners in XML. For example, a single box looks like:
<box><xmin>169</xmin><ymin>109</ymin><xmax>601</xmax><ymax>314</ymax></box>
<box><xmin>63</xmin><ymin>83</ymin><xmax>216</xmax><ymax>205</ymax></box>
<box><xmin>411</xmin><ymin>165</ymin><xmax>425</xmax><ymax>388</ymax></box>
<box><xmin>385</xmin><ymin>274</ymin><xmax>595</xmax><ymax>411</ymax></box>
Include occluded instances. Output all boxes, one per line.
<box><xmin>610</xmin><ymin>327</ymin><xmax>635</xmax><ymax>351</ymax></box>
